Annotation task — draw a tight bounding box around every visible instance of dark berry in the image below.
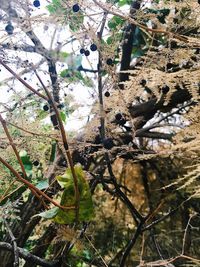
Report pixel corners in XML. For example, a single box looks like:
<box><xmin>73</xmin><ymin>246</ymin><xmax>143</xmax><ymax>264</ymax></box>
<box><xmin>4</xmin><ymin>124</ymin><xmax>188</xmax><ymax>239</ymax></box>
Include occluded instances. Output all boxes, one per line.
<box><xmin>104</xmin><ymin>91</ymin><xmax>110</xmax><ymax>97</ymax></box>
<box><xmin>166</xmin><ymin>63</ymin><xmax>173</xmax><ymax>70</ymax></box>
<box><xmin>33</xmin><ymin>0</ymin><xmax>40</xmax><ymax>7</ymax></box>
<box><xmin>132</xmin><ymin>2</ymin><xmax>140</xmax><ymax>9</ymax></box>
<box><xmin>57</xmin><ymin>103</ymin><xmax>64</xmax><ymax>109</ymax></box>
<box><xmin>106</xmin><ymin>58</ymin><xmax>113</xmax><ymax>65</ymax></box>
<box><xmin>80</xmin><ymin>48</ymin><xmax>85</xmax><ymax>54</ymax></box>
<box><xmin>162</xmin><ymin>85</ymin><xmax>170</xmax><ymax>94</ymax></box>
<box><xmin>103</xmin><ymin>138</ymin><xmax>114</xmax><ymax>150</ymax></box>
<box><xmin>5</xmin><ymin>24</ymin><xmax>14</xmax><ymax>35</ymax></box>
<box><xmin>43</xmin><ymin>105</ymin><xmax>49</xmax><ymax>111</ymax></box>
<box><xmin>115</xmin><ymin>113</ymin><xmax>122</xmax><ymax>121</ymax></box>
<box><xmin>198</xmin><ymin>0</ymin><xmax>200</xmax><ymax>4</ymax></box>
<box><xmin>72</xmin><ymin>4</ymin><xmax>80</xmax><ymax>12</ymax></box>
<box><xmin>140</xmin><ymin>79</ymin><xmax>146</xmax><ymax>86</ymax></box>
<box><xmin>84</xmin><ymin>50</ymin><xmax>90</xmax><ymax>56</ymax></box>
<box><xmin>48</xmin><ymin>99</ymin><xmax>53</xmax><ymax>105</ymax></box>
<box><xmin>90</xmin><ymin>43</ymin><xmax>97</xmax><ymax>51</ymax></box>
<box><xmin>33</xmin><ymin>160</ymin><xmax>39</xmax><ymax>167</ymax></box>
<box><xmin>24</xmin><ymin>77</ymin><xmax>27</xmax><ymax>80</ymax></box>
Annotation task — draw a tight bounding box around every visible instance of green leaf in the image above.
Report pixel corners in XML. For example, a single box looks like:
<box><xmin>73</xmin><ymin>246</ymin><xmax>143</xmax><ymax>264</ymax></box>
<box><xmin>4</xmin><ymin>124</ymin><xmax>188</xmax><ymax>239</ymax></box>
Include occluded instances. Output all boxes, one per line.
<box><xmin>19</xmin><ymin>150</ymin><xmax>32</xmax><ymax>177</ymax></box>
<box><xmin>108</xmin><ymin>16</ymin><xmax>124</xmax><ymax>30</ymax></box>
<box><xmin>69</xmin><ymin>12</ymin><xmax>84</xmax><ymax>32</ymax></box>
<box><xmin>58</xmin><ymin>51</ymin><xmax>70</xmax><ymax>62</ymax></box>
<box><xmin>81</xmin><ymin>76</ymin><xmax>94</xmax><ymax>88</ymax></box>
<box><xmin>118</xmin><ymin>0</ymin><xmax>128</xmax><ymax>7</ymax></box>
<box><xmin>132</xmin><ymin>47</ymin><xmax>145</xmax><ymax>58</ymax></box>
<box><xmin>66</xmin><ymin>54</ymin><xmax>82</xmax><ymax>70</ymax></box>
<box><xmin>50</xmin><ymin>141</ymin><xmax>57</xmax><ymax>162</ymax></box>
<box><xmin>60</xmin><ymin>69</ymin><xmax>71</xmax><ymax>78</ymax></box>
<box><xmin>36</xmin><ymin>180</ymin><xmax>49</xmax><ymax>190</ymax></box>
<box><xmin>60</xmin><ymin>111</ymin><xmax>67</xmax><ymax>123</ymax></box>
<box><xmin>35</xmin><ymin>207</ymin><xmax>59</xmax><ymax>219</ymax></box>
<box><xmin>47</xmin><ymin>0</ymin><xmax>62</xmax><ymax>14</ymax></box>
<box><xmin>54</xmin><ymin>165</ymin><xmax>94</xmax><ymax>224</ymax></box>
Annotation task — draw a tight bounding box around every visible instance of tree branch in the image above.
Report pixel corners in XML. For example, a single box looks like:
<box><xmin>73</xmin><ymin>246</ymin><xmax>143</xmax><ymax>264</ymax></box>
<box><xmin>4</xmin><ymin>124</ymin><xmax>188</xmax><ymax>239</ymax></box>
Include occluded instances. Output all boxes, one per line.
<box><xmin>0</xmin><ymin>242</ymin><xmax>59</xmax><ymax>267</ymax></box>
<box><xmin>3</xmin><ymin>220</ymin><xmax>19</xmax><ymax>267</ymax></box>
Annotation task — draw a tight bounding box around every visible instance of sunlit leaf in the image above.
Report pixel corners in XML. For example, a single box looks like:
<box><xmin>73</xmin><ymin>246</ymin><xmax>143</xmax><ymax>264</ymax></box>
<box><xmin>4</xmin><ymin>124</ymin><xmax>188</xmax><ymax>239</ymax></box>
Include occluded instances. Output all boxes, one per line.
<box><xmin>54</xmin><ymin>165</ymin><xmax>94</xmax><ymax>224</ymax></box>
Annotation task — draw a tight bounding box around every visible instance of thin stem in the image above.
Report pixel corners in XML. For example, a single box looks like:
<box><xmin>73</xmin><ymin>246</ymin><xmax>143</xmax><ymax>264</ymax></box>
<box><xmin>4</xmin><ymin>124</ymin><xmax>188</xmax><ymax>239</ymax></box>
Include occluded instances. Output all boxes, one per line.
<box><xmin>0</xmin><ymin>114</ymin><xmax>27</xmax><ymax>178</ymax></box>
<box><xmin>119</xmin><ymin>222</ymin><xmax>143</xmax><ymax>267</ymax></box>
<box><xmin>105</xmin><ymin>153</ymin><xmax>143</xmax><ymax>223</ymax></box>
<box><xmin>97</xmin><ymin>12</ymin><xmax>107</xmax><ymax>139</ymax></box>
<box><xmin>0</xmin><ymin>58</ymin><xmax>48</xmax><ymax>101</ymax></box>
<box><xmin>33</xmin><ymin>69</ymin><xmax>80</xmax><ymax>222</ymax></box>
<box><xmin>4</xmin><ymin>219</ymin><xmax>19</xmax><ymax>267</ymax></box>
<box><xmin>0</xmin><ymin>156</ymin><xmax>74</xmax><ymax>210</ymax></box>
<box><xmin>7</xmin><ymin>121</ymin><xmax>57</xmax><ymax>140</ymax></box>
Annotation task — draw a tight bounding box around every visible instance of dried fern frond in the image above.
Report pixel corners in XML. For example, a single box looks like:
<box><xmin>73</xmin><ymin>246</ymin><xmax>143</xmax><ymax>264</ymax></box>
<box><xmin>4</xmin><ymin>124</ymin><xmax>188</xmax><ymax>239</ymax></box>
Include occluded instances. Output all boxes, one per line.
<box><xmin>54</xmin><ymin>225</ymin><xmax>84</xmax><ymax>250</ymax></box>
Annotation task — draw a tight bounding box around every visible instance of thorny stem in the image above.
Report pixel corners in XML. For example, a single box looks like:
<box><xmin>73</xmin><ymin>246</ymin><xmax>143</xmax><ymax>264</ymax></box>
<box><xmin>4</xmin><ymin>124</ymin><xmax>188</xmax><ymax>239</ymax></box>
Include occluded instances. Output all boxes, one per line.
<box><xmin>34</xmin><ymin>69</ymin><xmax>80</xmax><ymax>223</ymax></box>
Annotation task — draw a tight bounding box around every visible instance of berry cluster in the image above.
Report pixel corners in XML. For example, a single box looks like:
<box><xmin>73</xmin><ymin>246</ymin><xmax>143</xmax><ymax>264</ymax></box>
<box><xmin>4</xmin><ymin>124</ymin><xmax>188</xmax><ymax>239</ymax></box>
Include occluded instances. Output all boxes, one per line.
<box><xmin>80</xmin><ymin>43</ymin><xmax>97</xmax><ymax>56</ymax></box>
